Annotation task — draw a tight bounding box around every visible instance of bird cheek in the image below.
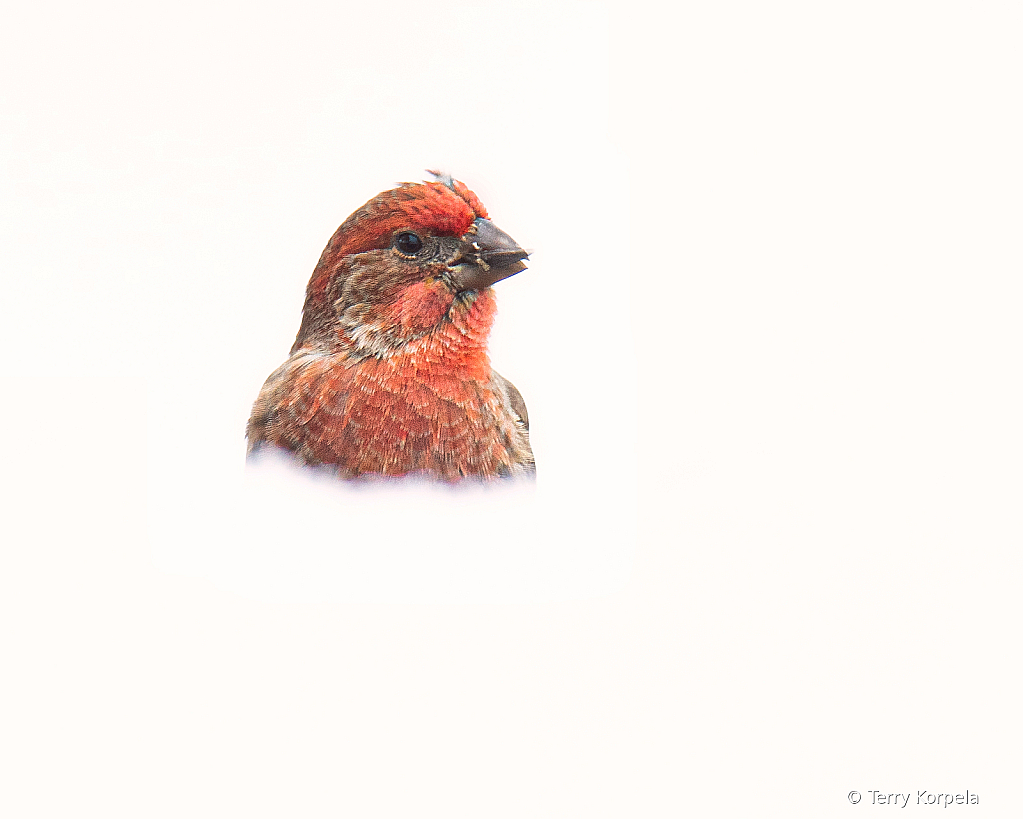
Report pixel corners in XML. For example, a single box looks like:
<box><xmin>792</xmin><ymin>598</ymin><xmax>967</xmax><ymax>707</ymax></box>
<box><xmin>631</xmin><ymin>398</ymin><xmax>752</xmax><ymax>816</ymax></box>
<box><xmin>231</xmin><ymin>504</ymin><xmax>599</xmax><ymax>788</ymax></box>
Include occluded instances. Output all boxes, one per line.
<box><xmin>385</xmin><ymin>280</ymin><xmax>454</xmax><ymax>334</ymax></box>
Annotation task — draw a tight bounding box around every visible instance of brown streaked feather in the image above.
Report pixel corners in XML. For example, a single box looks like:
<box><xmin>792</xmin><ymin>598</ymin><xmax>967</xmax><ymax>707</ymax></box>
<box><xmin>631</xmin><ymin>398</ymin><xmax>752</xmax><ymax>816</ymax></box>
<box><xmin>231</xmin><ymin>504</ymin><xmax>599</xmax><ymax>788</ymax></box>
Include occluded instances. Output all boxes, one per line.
<box><xmin>489</xmin><ymin>369</ymin><xmax>534</xmax><ymax>474</ymax></box>
<box><xmin>491</xmin><ymin>370</ymin><xmax>529</xmax><ymax>432</ymax></box>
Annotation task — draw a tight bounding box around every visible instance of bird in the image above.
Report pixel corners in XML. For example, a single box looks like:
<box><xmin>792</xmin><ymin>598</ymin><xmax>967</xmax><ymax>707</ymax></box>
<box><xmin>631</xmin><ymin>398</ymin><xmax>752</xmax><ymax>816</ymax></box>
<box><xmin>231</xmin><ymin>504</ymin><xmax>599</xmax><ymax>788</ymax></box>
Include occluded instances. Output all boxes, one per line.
<box><xmin>246</xmin><ymin>173</ymin><xmax>535</xmax><ymax>482</ymax></box>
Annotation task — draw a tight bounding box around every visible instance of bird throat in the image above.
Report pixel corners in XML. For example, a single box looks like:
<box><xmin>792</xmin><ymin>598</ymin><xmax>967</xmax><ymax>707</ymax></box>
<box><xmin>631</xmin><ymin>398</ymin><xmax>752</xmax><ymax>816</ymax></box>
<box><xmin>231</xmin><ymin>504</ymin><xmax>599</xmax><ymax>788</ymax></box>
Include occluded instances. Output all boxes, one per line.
<box><xmin>325</xmin><ymin>289</ymin><xmax>518</xmax><ymax>479</ymax></box>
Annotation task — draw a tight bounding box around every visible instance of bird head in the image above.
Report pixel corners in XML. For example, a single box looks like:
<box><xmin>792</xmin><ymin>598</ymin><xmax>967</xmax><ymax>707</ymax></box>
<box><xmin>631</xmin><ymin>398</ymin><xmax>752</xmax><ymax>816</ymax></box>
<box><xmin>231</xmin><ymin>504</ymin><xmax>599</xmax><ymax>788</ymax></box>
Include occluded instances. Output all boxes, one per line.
<box><xmin>291</xmin><ymin>174</ymin><xmax>528</xmax><ymax>356</ymax></box>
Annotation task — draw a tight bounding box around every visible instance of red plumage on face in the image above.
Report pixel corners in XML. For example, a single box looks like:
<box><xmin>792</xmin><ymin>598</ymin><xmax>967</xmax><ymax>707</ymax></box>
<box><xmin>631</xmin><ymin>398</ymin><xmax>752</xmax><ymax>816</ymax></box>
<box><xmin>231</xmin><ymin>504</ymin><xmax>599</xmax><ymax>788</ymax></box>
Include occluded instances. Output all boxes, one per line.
<box><xmin>304</xmin><ymin>181</ymin><xmax>487</xmax><ymax>313</ymax></box>
<box><xmin>247</xmin><ymin>175</ymin><xmax>534</xmax><ymax>482</ymax></box>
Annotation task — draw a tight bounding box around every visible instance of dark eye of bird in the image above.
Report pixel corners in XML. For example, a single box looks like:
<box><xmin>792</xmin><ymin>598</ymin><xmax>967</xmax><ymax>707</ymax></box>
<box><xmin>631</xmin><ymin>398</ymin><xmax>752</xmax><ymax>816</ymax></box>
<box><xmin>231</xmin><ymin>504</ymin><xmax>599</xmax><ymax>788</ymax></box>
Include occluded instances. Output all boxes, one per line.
<box><xmin>395</xmin><ymin>231</ymin><xmax>423</xmax><ymax>256</ymax></box>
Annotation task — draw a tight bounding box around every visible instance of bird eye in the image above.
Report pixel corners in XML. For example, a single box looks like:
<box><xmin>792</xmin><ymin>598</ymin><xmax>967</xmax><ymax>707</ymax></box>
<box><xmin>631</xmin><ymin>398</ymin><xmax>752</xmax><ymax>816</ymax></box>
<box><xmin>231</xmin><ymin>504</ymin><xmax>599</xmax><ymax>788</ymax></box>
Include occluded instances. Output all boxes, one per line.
<box><xmin>394</xmin><ymin>231</ymin><xmax>423</xmax><ymax>256</ymax></box>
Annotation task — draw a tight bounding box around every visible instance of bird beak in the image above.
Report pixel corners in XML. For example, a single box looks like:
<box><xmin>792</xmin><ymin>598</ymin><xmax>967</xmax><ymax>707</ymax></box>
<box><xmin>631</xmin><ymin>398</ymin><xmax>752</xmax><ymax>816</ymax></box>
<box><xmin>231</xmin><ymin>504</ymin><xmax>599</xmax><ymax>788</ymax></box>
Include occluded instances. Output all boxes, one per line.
<box><xmin>449</xmin><ymin>218</ymin><xmax>529</xmax><ymax>293</ymax></box>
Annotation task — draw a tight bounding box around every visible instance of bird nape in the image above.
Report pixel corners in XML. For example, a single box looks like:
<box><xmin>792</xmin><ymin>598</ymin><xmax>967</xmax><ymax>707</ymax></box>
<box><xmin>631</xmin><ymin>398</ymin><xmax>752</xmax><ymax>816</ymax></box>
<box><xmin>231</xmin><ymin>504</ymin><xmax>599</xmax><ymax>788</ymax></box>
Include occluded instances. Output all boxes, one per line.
<box><xmin>246</xmin><ymin>173</ymin><xmax>535</xmax><ymax>483</ymax></box>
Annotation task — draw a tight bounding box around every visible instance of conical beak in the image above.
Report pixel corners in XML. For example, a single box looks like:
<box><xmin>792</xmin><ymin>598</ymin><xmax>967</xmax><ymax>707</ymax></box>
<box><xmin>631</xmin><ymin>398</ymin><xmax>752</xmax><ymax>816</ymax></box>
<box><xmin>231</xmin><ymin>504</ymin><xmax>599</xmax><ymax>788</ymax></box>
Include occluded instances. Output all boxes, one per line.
<box><xmin>449</xmin><ymin>218</ymin><xmax>529</xmax><ymax>293</ymax></box>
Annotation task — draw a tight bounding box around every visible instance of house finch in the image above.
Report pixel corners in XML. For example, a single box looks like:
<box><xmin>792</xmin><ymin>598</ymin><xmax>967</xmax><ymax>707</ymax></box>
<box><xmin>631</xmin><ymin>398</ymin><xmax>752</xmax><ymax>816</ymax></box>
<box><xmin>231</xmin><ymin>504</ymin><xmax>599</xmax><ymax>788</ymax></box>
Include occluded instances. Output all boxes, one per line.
<box><xmin>247</xmin><ymin>174</ymin><xmax>535</xmax><ymax>481</ymax></box>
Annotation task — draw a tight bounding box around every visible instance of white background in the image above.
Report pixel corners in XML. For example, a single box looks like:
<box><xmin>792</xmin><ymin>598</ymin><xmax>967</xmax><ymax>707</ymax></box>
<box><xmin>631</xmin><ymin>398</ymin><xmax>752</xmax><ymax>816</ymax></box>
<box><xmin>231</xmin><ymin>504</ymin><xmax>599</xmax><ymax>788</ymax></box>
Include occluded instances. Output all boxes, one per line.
<box><xmin>2</xmin><ymin>1</ymin><xmax>1020</xmax><ymax>815</ymax></box>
